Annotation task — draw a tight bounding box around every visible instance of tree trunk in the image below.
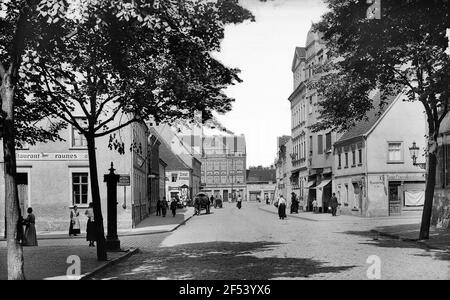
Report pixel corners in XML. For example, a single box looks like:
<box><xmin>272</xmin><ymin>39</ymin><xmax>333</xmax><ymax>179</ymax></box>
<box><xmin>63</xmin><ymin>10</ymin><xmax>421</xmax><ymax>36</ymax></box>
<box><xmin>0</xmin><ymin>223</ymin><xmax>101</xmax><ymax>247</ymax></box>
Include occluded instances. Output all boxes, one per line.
<box><xmin>1</xmin><ymin>72</ymin><xmax>25</xmax><ymax>280</ymax></box>
<box><xmin>419</xmin><ymin>137</ymin><xmax>438</xmax><ymax>240</ymax></box>
<box><xmin>86</xmin><ymin>134</ymin><xmax>107</xmax><ymax>261</ymax></box>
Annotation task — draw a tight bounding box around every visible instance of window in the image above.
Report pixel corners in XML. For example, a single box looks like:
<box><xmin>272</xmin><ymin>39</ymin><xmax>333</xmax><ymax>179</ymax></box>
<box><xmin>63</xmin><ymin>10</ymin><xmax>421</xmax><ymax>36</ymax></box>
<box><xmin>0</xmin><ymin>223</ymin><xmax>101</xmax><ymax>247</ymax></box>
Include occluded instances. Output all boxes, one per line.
<box><xmin>71</xmin><ymin>118</ymin><xmax>88</xmax><ymax>148</ymax></box>
<box><xmin>358</xmin><ymin>149</ymin><xmax>363</xmax><ymax>164</ymax></box>
<box><xmin>73</xmin><ymin>173</ymin><xmax>88</xmax><ymax>205</ymax></box>
<box><xmin>171</xmin><ymin>173</ymin><xmax>178</xmax><ymax>182</ymax></box>
<box><xmin>345</xmin><ymin>153</ymin><xmax>349</xmax><ymax>168</ymax></box>
<box><xmin>318</xmin><ymin>135</ymin><xmax>323</xmax><ymax>154</ymax></box>
<box><xmin>352</xmin><ymin>150</ymin><xmax>356</xmax><ymax>166</ymax></box>
<box><xmin>338</xmin><ymin>153</ymin><xmax>342</xmax><ymax>169</ymax></box>
<box><xmin>325</xmin><ymin>133</ymin><xmax>332</xmax><ymax>152</ymax></box>
<box><xmin>388</xmin><ymin>142</ymin><xmax>403</xmax><ymax>163</ymax></box>
<box><xmin>308</xmin><ymin>97</ymin><xmax>313</xmax><ymax>114</ymax></box>
<box><xmin>309</xmin><ymin>136</ymin><xmax>313</xmax><ymax>153</ymax></box>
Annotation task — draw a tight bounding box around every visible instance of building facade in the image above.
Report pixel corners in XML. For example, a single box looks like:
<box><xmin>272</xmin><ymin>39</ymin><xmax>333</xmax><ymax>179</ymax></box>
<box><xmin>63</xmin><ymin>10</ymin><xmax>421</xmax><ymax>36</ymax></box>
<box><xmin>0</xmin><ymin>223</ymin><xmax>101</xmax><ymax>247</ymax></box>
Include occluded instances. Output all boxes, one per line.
<box><xmin>289</xmin><ymin>47</ymin><xmax>310</xmax><ymax>205</ymax></box>
<box><xmin>200</xmin><ymin>135</ymin><xmax>247</xmax><ymax>201</ymax></box>
<box><xmin>275</xmin><ymin>136</ymin><xmax>293</xmax><ymax>201</ymax></box>
<box><xmin>246</xmin><ymin>166</ymin><xmax>276</xmax><ymax>202</ymax></box>
<box><xmin>333</xmin><ymin>92</ymin><xmax>426</xmax><ymax>217</ymax></box>
<box><xmin>0</xmin><ymin>119</ymin><xmax>149</xmax><ymax>234</ymax></box>
<box><xmin>433</xmin><ymin>114</ymin><xmax>450</xmax><ymax>228</ymax></box>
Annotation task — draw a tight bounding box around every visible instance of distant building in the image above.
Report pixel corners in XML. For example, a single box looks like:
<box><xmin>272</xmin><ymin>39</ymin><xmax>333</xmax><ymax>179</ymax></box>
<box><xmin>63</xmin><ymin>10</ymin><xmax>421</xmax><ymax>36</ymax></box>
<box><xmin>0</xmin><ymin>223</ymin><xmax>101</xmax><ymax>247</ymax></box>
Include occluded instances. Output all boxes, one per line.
<box><xmin>333</xmin><ymin>91</ymin><xmax>426</xmax><ymax>217</ymax></box>
<box><xmin>246</xmin><ymin>166</ymin><xmax>276</xmax><ymax>202</ymax></box>
<box><xmin>275</xmin><ymin>136</ymin><xmax>292</xmax><ymax>200</ymax></box>
<box><xmin>200</xmin><ymin>135</ymin><xmax>247</xmax><ymax>201</ymax></box>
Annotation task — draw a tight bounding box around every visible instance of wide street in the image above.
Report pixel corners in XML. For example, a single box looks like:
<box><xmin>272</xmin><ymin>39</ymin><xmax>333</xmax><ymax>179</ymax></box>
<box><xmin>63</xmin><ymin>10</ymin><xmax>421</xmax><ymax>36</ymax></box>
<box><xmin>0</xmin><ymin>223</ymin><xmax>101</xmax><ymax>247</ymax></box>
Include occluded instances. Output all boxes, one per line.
<box><xmin>90</xmin><ymin>202</ymin><xmax>449</xmax><ymax>280</ymax></box>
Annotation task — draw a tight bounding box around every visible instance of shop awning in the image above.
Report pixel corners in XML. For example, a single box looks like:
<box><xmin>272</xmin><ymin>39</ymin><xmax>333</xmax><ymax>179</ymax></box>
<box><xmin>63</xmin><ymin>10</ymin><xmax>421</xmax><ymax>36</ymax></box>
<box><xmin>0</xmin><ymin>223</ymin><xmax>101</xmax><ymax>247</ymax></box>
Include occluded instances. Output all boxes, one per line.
<box><xmin>314</xmin><ymin>179</ymin><xmax>331</xmax><ymax>189</ymax></box>
<box><xmin>305</xmin><ymin>181</ymin><xmax>316</xmax><ymax>189</ymax></box>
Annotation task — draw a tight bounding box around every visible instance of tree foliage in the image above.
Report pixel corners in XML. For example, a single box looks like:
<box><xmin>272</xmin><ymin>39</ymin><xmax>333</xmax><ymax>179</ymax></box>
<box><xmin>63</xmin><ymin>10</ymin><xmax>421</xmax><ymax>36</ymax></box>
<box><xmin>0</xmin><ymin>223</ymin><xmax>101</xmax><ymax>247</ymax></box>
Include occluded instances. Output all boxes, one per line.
<box><xmin>311</xmin><ymin>0</ymin><xmax>450</xmax><ymax>135</ymax></box>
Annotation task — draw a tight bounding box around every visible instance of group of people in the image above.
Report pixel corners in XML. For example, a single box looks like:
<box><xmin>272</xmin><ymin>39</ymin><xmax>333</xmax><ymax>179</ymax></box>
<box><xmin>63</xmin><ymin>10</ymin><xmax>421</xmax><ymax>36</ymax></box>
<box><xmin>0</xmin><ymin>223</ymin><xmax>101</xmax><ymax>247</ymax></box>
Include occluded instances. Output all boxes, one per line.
<box><xmin>275</xmin><ymin>192</ymin><xmax>341</xmax><ymax>219</ymax></box>
<box><xmin>69</xmin><ymin>203</ymin><xmax>96</xmax><ymax>247</ymax></box>
<box><xmin>156</xmin><ymin>197</ymin><xmax>179</xmax><ymax>218</ymax></box>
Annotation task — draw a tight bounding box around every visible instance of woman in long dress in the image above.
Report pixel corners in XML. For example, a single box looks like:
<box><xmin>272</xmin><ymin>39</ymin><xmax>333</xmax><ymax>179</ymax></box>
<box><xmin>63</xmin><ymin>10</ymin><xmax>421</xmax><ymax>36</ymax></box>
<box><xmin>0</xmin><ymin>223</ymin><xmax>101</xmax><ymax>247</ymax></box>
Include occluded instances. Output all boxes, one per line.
<box><xmin>69</xmin><ymin>205</ymin><xmax>81</xmax><ymax>236</ymax></box>
<box><xmin>278</xmin><ymin>195</ymin><xmax>287</xmax><ymax>220</ymax></box>
<box><xmin>236</xmin><ymin>194</ymin><xmax>242</xmax><ymax>209</ymax></box>
<box><xmin>22</xmin><ymin>207</ymin><xmax>38</xmax><ymax>246</ymax></box>
<box><xmin>85</xmin><ymin>202</ymin><xmax>96</xmax><ymax>247</ymax></box>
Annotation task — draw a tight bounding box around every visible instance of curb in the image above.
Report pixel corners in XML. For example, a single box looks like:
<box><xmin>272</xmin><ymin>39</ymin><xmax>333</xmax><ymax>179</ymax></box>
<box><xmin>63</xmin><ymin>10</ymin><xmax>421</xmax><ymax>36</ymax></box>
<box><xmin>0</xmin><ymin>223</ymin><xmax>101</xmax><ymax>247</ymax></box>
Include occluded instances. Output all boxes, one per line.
<box><xmin>369</xmin><ymin>229</ymin><xmax>443</xmax><ymax>251</ymax></box>
<box><xmin>79</xmin><ymin>247</ymin><xmax>139</xmax><ymax>280</ymax></box>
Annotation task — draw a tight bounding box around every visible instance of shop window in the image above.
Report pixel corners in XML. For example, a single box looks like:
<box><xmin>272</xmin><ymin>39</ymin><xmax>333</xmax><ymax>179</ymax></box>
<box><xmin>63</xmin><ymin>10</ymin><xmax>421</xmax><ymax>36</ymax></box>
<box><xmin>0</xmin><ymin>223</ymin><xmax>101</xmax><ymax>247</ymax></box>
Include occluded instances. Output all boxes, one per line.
<box><xmin>73</xmin><ymin>173</ymin><xmax>88</xmax><ymax>205</ymax></box>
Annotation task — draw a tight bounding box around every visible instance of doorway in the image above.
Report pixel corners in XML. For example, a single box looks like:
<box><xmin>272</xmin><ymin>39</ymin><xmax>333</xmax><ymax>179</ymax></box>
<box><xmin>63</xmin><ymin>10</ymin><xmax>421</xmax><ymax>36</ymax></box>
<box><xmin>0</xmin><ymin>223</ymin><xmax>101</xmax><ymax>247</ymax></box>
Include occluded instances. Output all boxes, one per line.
<box><xmin>388</xmin><ymin>182</ymin><xmax>402</xmax><ymax>216</ymax></box>
<box><xmin>223</xmin><ymin>190</ymin><xmax>229</xmax><ymax>202</ymax></box>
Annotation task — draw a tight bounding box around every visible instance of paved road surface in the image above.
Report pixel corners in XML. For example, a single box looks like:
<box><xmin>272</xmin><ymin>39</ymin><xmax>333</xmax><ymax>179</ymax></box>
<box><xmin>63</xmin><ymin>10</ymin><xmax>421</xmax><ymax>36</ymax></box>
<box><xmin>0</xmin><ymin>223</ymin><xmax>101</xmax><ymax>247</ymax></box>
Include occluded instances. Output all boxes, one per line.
<box><xmin>91</xmin><ymin>202</ymin><xmax>449</xmax><ymax>280</ymax></box>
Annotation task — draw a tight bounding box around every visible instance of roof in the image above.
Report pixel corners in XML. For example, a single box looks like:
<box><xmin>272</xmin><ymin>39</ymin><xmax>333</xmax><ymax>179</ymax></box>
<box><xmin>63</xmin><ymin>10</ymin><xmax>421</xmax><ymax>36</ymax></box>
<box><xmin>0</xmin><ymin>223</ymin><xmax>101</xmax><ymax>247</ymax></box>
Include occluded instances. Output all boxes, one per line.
<box><xmin>151</xmin><ymin>127</ymin><xmax>191</xmax><ymax>171</ymax></box>
<box><xmin>336</xmin><ymin>91</ymin><xmax>398</xmax><ymax>145</ymax></box>
<box><xmin>291</xmin><ymin>47</ymin><xmax>306</xmax><ymax>71</ymax></box>
<box><xmin>246</xmin><ymin>167</ymin><xmax>276</xmax><ymax>183</ymax></box>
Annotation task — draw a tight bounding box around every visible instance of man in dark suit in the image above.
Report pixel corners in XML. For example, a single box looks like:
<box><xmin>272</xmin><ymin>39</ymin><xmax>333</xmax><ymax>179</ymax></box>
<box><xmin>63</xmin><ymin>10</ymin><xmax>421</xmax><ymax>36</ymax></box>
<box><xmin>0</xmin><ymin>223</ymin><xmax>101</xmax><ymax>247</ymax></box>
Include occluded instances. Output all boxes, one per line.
<box><xmin>330</xmin><ymin>193</ymin><xmax>340</xmax><ymax>216</ymax></box>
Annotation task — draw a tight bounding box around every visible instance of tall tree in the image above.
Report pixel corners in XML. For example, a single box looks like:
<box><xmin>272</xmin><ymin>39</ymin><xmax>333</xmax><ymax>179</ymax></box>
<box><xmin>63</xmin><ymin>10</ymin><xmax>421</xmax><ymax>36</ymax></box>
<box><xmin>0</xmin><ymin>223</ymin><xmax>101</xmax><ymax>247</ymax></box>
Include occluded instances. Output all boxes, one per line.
<box><xmin>0</xmin><ymin>0</ymin><xmax>66</xmax><ymax>280</ymax></box>
<box><xmin>21</xmin><ymin>0</ymin><xmax>254</xmax><ymax>260</ymax></box>
<box><xmin>311</xmin><ymin>0</ymin><xmax>450</xmax><ymax>239</ymax></box>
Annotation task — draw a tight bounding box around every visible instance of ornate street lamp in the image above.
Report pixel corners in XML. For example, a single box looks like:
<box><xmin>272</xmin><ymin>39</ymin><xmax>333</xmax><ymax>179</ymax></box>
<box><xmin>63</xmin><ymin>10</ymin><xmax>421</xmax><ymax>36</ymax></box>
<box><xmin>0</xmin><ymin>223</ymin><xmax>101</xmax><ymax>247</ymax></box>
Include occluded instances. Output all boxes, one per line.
<box><xmin>409</xmin><ymin>141</ymin><xmax>426</xmax><ymax>170</ymax></box>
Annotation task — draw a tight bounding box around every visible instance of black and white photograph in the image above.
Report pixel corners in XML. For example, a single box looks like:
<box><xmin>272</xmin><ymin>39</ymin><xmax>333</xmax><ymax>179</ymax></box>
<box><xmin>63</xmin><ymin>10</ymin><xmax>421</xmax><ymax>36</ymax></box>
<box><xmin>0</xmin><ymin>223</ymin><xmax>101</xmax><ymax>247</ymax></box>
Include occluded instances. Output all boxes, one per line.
<box><xmin>0</xmin><ymin>0</ymin><xmax>449</xmax><ymax>285</ymax></box>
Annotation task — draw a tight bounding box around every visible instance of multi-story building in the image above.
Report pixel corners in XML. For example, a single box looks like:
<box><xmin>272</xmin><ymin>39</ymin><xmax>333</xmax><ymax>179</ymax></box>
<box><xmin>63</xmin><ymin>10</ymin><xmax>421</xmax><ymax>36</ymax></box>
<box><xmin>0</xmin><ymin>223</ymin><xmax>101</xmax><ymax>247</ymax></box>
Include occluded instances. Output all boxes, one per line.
<box><xmin>200</xmin><ymin>135</ymin><xmax>247</xmax><ymax>201</ymax></box>
<box><xmin>148</xmin><ymin>127</ymin><xmax>167</xmax><ymax>214</ymax></box>
<box><xmin>0</xmin><ymin>118</ymin><xmax>149</xmax><ymax>233</ymax></box>
<box><xmin>302</xmin><ymin>26</ymin><xmax>342</xmax><ymax>212</ymax></box>
<box><xmin>289</xmin><ymin>47</ymin><xmax>309</xmax><ymax>204</ymax></box>
<box><xmin>333</xmin><ymin>91</ymin><xmax>426</xmax><ymax>217</ymax></box>
<box><xmin>275</xmin><ymin>136</ymin><xmax>292</xmax><ymax>200</ymax></box>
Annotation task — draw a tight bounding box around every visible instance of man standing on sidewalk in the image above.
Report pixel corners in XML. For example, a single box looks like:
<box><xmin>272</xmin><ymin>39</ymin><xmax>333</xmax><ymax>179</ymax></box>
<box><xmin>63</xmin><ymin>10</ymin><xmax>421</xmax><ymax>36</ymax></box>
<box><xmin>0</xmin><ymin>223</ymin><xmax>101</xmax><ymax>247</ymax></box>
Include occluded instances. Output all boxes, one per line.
<box><xmin>330</xmin><ymin>193</ymin><xmax>340</xmax><ymax>216</ymax></box>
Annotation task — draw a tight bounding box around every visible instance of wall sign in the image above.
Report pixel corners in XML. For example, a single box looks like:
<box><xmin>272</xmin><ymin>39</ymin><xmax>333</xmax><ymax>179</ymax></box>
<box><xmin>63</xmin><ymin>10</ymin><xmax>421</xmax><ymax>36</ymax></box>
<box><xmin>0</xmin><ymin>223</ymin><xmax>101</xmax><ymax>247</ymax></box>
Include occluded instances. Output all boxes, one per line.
<box><xmin>16</xmin><ymin>153</ymin><xmax>89</xmax><ymax>161</ymax></box>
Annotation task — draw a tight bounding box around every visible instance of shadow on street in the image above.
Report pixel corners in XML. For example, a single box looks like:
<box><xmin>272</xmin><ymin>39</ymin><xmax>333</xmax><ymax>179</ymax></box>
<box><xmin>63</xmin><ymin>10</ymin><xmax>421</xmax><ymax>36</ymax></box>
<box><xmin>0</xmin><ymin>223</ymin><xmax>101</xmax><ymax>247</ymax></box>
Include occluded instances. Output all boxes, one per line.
<box><xmin>92</xmin><ymin>241</ymin><xmax>356</xmax><ymax>280</ymax></box>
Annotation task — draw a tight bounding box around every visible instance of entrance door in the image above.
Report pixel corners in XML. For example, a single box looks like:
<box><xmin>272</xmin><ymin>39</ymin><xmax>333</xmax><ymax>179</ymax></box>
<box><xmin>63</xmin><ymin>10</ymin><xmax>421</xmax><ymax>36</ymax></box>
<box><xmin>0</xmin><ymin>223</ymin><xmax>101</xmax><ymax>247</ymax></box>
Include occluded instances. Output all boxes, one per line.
<box><xmin>223</xmin><ymin>190</ymin><xmax>229</xmax><ymax>202</ymax></box>
<box><xmin>388</xmin><ymin>182</ymin><xmax>402</xmax><ymax>216</ymax></box>
<box><xmin>16</xmin><ymin>173</ymin><xmax>28</xmax><ymax>215</ymax></box>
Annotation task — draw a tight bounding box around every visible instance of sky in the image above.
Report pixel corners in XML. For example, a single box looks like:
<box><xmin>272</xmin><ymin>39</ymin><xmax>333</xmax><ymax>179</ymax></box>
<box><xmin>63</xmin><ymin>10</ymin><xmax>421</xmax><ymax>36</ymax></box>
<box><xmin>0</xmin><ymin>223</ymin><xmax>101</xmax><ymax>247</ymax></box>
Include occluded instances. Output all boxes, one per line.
<box><xmin>212</xmin><ymin>0</ymin><xmax>328</xmax><ymax>168</ymax></box>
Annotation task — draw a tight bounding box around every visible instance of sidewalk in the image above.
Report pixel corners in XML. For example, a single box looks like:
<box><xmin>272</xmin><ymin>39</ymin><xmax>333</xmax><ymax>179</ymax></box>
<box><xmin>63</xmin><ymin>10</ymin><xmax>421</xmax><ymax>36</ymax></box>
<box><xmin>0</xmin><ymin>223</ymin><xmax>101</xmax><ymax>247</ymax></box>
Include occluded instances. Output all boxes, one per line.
<box><xmin>371</xmin><ymin>223</ymin><xmax>450</xmax><ymax>251</ymax></box>
<box><xmin>259</xmin><ymin>203</ymin><xmax>449</xmax><ymax>251</ymax></box>
<box><xmin>0</xmin><ymin>207</ymin><xmax>194</xmax><ymax>280</ymax></box>
<box><xmin>0</xmin><ymin>207</ymin><xmax>195</xmax><ymax>241</ymax></box>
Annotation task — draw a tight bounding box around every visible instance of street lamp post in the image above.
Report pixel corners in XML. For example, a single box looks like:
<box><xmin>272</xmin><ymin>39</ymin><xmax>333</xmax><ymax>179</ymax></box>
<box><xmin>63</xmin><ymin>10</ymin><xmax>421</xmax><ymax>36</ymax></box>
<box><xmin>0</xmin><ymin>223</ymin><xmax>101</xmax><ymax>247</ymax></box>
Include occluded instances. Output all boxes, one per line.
<box><xmin>104</xmin><ymin>162</ymin><xmax>121</xmax><ymax>251</ymax></box>
<box><xmin>409</xmin><ymin>141</ymin><xmax>427</xmax><ymax>170</ymax></box>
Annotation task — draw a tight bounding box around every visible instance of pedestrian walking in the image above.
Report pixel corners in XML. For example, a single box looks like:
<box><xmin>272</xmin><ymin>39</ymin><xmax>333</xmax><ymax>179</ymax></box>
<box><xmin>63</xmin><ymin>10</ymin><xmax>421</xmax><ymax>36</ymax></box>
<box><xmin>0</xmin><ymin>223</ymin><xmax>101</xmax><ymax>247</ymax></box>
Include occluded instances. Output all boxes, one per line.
<box><xmin>156</xmin><ymin>198</ymin><xmax>162</xmax><ymax>216</ymax></box>
<box><xmin>277</xmin><ymin>195</ymin><xmax>287</xmax><ymax>220</ymax></box>
<box><xmin>265</xmin><ymin>195</ymin><xmax>270</xmax><ymax>205</ymax></box>
<box><xmin>22</xmin><ymin>207</ymin><xmax>38</xmax><ymax>246</ymax></box>
<box><xmin>236</xmin><ymin>194</ymin><xmax>242</xmax><ymax>209</ymax></box>
<box><xmin>170</xmin><ymin>198</ymin><xmax>177</xmax><ymax>217</ymax></box>
<box><xmin>85</xmin><ymin>202</ymin><xmax>96</xmax><ymax>247</ymax></box>
<box><xmin>161</xmin><ymin>197</ymin><xmax>168</xmax><ymax>217</ymax></box>
<box><xmin>330</xmin><ymin>193</ymin><xmax>340</xmax><ymax>216</ymax></box>
<box><xmin>210</xmin><ymin>194</ymin><xmax>215</xmax><ymax>206</ymax></box>
<box><xmin>69</xmin><ymin>205</ymin><xmax>81</xmax><ymax>237</ymax></box>
<box><xmin>312</xmin><ymin>199</ymin><xmax>318</xmax><ymax>213</ymax></box>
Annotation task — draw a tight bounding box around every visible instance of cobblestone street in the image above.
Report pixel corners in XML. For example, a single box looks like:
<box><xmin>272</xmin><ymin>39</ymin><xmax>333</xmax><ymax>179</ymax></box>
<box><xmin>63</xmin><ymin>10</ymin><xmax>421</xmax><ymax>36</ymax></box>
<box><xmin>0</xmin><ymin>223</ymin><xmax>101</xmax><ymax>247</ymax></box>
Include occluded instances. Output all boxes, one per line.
<box><xmin>91</xmin><ymin>203</ymin><xmax>450</xmax><ymax>280</ymax></box>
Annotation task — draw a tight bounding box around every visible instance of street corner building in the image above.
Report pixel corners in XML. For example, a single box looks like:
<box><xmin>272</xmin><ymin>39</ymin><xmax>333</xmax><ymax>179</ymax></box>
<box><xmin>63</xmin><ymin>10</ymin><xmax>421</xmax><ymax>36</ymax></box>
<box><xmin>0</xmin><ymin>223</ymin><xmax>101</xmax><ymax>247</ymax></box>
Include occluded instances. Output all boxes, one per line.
<box><xmin>0</xmin><ymin>117</ymin><xmax>150</xmax><ymax>235</ymax></box>
<box><xmin>246</xmin><ymin>166</ymin><xmax>276</xmax><ymax>202</ymax></box>
<box><xmin>333</xmin><ymin>91</ymin><xmax>427</xmax><ymax>217</ymax></box>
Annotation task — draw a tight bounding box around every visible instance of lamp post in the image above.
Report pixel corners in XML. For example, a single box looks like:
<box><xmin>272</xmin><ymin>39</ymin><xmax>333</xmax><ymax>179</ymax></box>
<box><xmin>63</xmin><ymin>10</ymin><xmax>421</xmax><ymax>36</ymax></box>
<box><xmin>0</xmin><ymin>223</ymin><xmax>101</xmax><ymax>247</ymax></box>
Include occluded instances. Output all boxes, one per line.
<box><xmin>409</xmin><ymin>141</ymin><xmax>426</xmax><ymax>170</ymax></box>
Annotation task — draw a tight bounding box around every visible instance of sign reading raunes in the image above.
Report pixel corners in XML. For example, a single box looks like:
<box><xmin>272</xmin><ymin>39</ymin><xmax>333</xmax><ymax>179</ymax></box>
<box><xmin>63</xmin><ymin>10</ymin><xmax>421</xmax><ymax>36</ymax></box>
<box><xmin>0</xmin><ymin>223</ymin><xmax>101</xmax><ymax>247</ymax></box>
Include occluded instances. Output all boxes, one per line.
<box><xmin>16</xmin><ymin>153</ymin><xmax>89</xmax><ymax>161</ymax></box>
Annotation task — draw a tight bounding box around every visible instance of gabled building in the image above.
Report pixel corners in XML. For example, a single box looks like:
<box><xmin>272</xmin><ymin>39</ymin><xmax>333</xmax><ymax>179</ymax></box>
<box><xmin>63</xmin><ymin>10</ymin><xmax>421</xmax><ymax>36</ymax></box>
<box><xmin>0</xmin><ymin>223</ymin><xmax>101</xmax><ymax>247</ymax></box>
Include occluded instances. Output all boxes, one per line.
<box><xmin>333</xmin><ymin>91</ymin><xmax>426</xmax><ymax>217</ymax></box>
<box><xmin>246</xmin><ymin>166</ymin><xmax>276</xmax><ymax>202</ymax></box>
